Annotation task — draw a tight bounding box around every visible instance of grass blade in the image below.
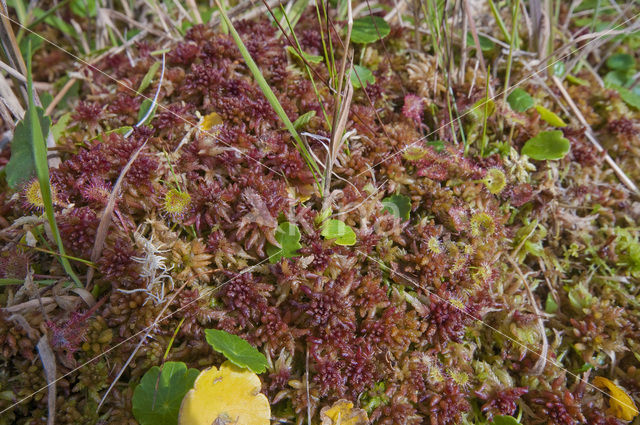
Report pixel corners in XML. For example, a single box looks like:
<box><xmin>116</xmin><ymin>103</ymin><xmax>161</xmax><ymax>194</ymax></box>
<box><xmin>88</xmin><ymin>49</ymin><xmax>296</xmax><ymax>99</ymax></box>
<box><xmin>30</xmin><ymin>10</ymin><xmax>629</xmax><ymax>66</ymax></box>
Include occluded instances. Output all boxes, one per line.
<box><xmin>25</xmin><ymin>41</ymin><xmax>81</xmax><ymax>286</ymax></box>
<box><xmin>213</xmin><ymin>0</ymin><xmax>322</xmax><ymax>188</ymax></box>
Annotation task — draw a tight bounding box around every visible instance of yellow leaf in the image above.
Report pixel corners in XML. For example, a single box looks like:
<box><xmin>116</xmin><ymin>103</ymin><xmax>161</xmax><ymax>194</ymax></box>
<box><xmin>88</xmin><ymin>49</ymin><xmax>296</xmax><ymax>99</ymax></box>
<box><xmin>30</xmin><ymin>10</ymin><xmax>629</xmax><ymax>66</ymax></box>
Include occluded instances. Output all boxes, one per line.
<box><xmin>320</xmin><ymin>399</ymin><xmax>369</xmax><ymax>425</ymax></box>
<box><xmin>199</xmin><ymin>112</ymin><xmax>223</xmax><ymax>133</ymax></box>
<box><xmin>178</xmin><ymin>361</ymin><xmax>270</xmax><ymax>425</ymax></box>
<box><xmin>535</xmin><ymin>105</ymin><xmax>567</xmax><ymax>127</ymax></box>
<box><xmin>593</xmin><ymin>376</ymin><xmax>639</xmax><ymax>421</ymax></box>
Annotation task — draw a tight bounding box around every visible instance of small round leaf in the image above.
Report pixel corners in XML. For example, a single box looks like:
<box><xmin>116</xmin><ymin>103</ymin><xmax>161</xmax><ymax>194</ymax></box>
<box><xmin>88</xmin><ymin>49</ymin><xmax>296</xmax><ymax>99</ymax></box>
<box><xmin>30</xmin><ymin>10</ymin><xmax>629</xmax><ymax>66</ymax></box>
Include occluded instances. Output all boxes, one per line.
<box><xmin>507</xmin><ymin>88</ymin><xmax>534</xmax><ymax>113</ymax></box>
<box><xmin>350</xmin><ymin>65</ymin><xmax>375</xmax><ymax>89</ymax></box>
<box><xmin>382</xmin><ymin>194</ymin><xmax>411</xmax><ymax>220</ymax></box>
<box><xmin>606</xmin><ymin>53</ymin><xmax>635</xmax><ymax>71</ymax></box>
<box><xmin>321</xmin><ymin>219</ymin><xmax>357</xmax><ymax>246</ymax></box>
<box><xmin>521</xmin><ymin>130</ymin><xmax>570</xmax><ymax>160</ymax></box>
<box><xmin>132</xmin><ymin>362</ymin><xmax>200</xmax><ymax>425</ymax></box>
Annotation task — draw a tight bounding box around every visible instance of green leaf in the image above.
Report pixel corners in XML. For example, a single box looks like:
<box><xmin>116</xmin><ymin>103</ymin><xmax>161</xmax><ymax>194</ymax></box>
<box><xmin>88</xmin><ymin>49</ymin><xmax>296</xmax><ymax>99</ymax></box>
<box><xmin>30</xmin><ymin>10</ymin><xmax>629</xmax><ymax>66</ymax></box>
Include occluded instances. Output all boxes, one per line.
<box><xmin>566</xmin><ymin>282</ymin><xmax>593</xmax><ymax>310</ymax></box>
<box><xmin>0</xmin><ymin>278</ymin><xmax>24</xmax><ymax>286</ymax></box>
<box><xmin>491</xmin><ymin>416</ymin><xmax>522</xmax><ymax>425</ymax></box>
<box><xmin>321</xmin><ymin>219</ymin><xmax>357</xmax><ymax>246</ymax></box>
<box><xmin>565</xmin><ymin>74</ymin><xmax>589</xmax><ymax>86</ymax></box>
<box><xmin>612</xmin><ymin>85</ymin><xmax>640</xmax><ymax>110</ymax></box>
<box><xmin>138</xmin><ymin>61</ymin><xmax>160</xmax><ymax>93</ymax></box>
<box><xmin>426</xmin><ymin>140</ymin><xmax>446</xmax><ymax>152</ymax></box>
<box><xmin>5</xmin><ymin>106</ymin><xmax>50</xmax><ymax>189</ymax></box>
<box><xmin>51</xmin><ymin>112</ymin><xmax>72</xmax><ymax>141</ymax></box>
<box><xmin>351</xmin><ymin>15</ymin><xmax>390</xmax><ymax>44</ymax></box>
<box><xmin>466</xmin><ymin>32</ymin><xmax>495</xmax><ymax>52</ymax></box>
<box><xmin>545</xmin><ymin>293</ymin><xmax>558</xmax><ymax>314</ymax></box>
<box><xmin>40</xmin><ymin>92</ymin><xmax>53</xmax><ymax>110</ymax></box>
<box><xmin>553</xmin><ymin>61</ymin><xmax>566</xmax><ymax>77</ymax></box>
<box><xmin>382</xmin><ymin>194</ymin><xmax>411</xmax><ymax>221</ymax></box>
<box><xmin>205</xmin><ymin>329</ymin><xmax>268</xmax><ymax>373</ymax></box>
<box><xmin>19</xmin><ymin>33</ymin><xmax>43</xmax><ymax>58</ymax></box>
<box><xmin>70</xmin><ymin>0</ymin><xmax>97</xmax><ymax>17</ymax></box>
<box><xmin>535</xmin><ymin>105</ymin><xmax>567</xmax><ymax>127</ymax></box>
<box><xmin>606</xmin><ymin>53</ymin><xmax>635</xmax><ymax>71</ymax></box>
<box><xmin>292</xmin><ymin>111</ymin><xmax>316</xmax><ymax>129</ymax></box>
<box><xmin>266</xmin><ymin>222</ymin><xmax>302</xmax><ymax>263</ymax></box>
<box><xmin>507</xmin><ymin>88</ymin><xmax>534</xmax><ymax>113</ymax></box>
<box><xmin>137</xmin><ymin>99</ymin><xmax>158</xmax><ymax>125</ymax></box>
<box><xmin>604</xmin><ymin>70</ymin><xmax>634</xmax><ymax>88</ymax></box>
<box><xmin>468</xmin><ymin>98</ymin><xmax>495</xmax><ymax>122</ymax></box>
<box><xmin>575</xmin><ymin>0</ymin><xmax>599</xmax><ymax>11</ymax></box>
<box><xmin>32</xmin><ymin>8</ymin><xmax>75</xmax><ymax>36</ymax></box>
<box><xmin>350</xmin><ymin>65</ymin><xmax>375</xmax><ymax>89</ymax></box>
<box><xmin>522</xmin><ymin>130</ymin><xmax>570</xmax><ymax>160</ymax></box>
<box><xmin>132</xmin><ymin>362</ymin><xmax>199</xmax><ymax>425</ymax></box>
<box><xmin>574</xmin><ymin>362</ymin><xmax>594</xmax><ymax>373</ymax></box>
<box><xmin>286</xmin><ymin>46</ymin><xmax>323</xmax><ymax>64</ymax></box>
<box><xmin>23</xmin><ymin>41</ymin><xmax>81</xmax><ymax>287</ymax></box>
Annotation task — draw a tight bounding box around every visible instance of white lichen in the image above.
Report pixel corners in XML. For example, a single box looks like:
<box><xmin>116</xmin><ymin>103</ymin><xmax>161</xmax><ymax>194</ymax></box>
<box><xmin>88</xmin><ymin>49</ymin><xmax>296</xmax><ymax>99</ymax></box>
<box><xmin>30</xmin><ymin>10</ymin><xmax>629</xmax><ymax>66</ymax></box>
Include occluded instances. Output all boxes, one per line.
<box><xmin>118</xmin><ymin>233</ymin><xmax>174</xmax><ymax>304</ymax></box>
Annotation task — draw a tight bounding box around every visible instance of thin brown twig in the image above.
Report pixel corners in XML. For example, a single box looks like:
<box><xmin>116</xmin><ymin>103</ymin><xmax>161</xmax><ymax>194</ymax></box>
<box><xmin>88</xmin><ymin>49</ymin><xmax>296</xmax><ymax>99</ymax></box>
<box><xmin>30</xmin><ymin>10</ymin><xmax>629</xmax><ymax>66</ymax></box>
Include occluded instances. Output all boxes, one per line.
<box><xmin>86</xmin><ymin>140</ymin><xmax>149</xmax><ymax>288</ymax></box>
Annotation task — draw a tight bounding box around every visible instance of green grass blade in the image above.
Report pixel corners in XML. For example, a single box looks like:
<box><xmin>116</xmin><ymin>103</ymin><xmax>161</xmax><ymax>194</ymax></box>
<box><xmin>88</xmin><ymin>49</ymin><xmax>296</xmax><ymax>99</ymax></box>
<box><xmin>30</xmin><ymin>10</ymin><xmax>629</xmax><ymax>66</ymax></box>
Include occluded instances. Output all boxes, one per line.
<box><xmin>214</xmin><ymin>0</ymin><xmax>322</xmax><ymax>187</ymax></box>
<box><xmin>487</xmin><ymin>0</ymin><xmax>511</xmax><ymax>42</ymax></box>
<box><xmin>280</xmin><ymin>4</ymin><xmax>331</xmax><ymax>126</ymax></box>
<box><xmin>25</xmin><ymin>41</ymin><xmax>81</xmax><ymax>286</ymax></box>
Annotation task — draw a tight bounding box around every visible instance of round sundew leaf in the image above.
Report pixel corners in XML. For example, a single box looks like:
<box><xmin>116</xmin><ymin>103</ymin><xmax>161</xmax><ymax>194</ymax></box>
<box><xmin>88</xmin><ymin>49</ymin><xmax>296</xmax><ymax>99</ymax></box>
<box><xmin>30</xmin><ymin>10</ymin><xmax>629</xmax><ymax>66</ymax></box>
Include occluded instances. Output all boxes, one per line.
<box><xmin>350</xmin><ymin>65</ymin><xmax>375</xmax><ymax>89</ymax></box>
<box><xmin>350</xmin><ymin>15</ymin><xmax>390</xmax><ymax>44</ymax></box>
<box><xmin>266</xmin><ymin>221</ymin><xmax>302</xmax><ymax>263</ymax></box>
<box><xmin>507</xmin><ymin>88</ymin><xmax>534</xmax><ymax>113</ymax></box>
<box><xmin>606</xmin><ymin>53</ymin><xmax>635</xmax><ymax>71</ymax></box>
<box><xmin>321</xmin><ymin>219</ymin><xmax>357</xmax><ymax>246</ymax></box>
<box><xmin>382</xmin><ymin>194</ymin><xmax>411</xmax><ymax>220</ymax></box>
<box><xmin>535</xmin><ymin>105</ymin><xmax>567</xmax><ymax>127</ymax></box>
<box><xmin>402</xmin><ymin>146</ymin><xmax>427</xmax><ymax>160</ymax></box>
<box><xmin>132</xmin><ymin>361</ymin><xmax>199</xmax><ymax>425</ymax></box>
<box><xmin>521</xmin><ymin>130</ymin><xmax>570</xmax><ymax>160</ymax></box>
<box><xmin>205</xmin><ymin>329</ymin><xmax>268</xmax><ymax>374</ymax></box>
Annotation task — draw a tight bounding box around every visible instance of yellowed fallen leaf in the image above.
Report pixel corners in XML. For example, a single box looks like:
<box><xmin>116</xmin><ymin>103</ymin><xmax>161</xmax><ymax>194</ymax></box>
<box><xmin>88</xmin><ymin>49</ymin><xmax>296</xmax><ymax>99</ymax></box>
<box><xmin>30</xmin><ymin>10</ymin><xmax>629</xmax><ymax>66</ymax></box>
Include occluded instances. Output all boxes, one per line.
<box><xmin>320</xmin><ymin>399</ymin><xmax>369</xmax><ymax>425</ymax></box>
<box><xmin>199</xmin><ymin>112</ymin><xmax>223</xmax><ymax>133</ymax></box>
<box><xmin>178</xmin><ymin>360</ymin><xmax>270</xmax><ymax>425</ymax></box>
<box><xmin>593</xmin><ymin>376</ymin><xmax>639</xmax><ymax>421</ymax></box>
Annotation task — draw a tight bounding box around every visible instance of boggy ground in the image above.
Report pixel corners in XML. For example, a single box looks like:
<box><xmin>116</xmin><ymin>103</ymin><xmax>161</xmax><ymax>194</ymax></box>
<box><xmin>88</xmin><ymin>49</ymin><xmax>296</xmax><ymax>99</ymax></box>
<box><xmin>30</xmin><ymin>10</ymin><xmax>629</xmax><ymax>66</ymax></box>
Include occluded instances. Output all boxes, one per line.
<box><xmin>1</xmin><ymin>3</ymin><xmax>640</xmax><ymax>425</ymax></box>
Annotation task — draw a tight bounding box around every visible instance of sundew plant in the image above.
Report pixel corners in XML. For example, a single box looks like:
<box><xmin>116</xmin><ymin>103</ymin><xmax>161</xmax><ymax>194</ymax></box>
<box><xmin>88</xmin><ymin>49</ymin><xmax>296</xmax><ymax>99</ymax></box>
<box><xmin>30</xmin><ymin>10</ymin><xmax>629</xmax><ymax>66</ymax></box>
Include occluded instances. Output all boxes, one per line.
<box><xmin>0</xmin><ymin>0</ymin><xmax>640</xmax><ymax>424</ymax></box>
